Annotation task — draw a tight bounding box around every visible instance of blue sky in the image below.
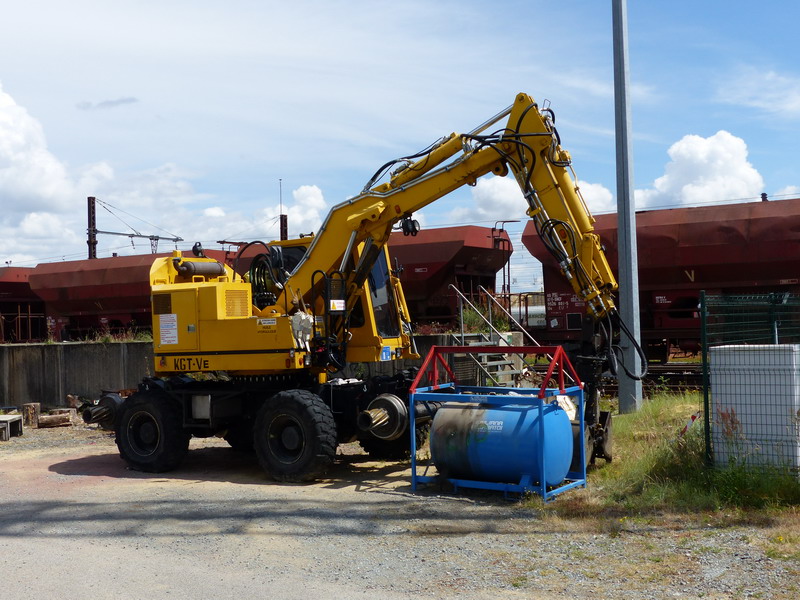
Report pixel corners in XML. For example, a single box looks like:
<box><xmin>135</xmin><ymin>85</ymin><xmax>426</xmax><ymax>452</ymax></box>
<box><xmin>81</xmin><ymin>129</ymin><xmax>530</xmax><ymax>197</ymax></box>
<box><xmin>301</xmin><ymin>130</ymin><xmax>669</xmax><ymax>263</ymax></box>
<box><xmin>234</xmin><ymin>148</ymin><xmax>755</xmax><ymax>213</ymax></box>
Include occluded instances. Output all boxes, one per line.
<box><xmin>1</xmin><ymin>1</ymin><xmax>798</xmax><ymax>290</ymax></box>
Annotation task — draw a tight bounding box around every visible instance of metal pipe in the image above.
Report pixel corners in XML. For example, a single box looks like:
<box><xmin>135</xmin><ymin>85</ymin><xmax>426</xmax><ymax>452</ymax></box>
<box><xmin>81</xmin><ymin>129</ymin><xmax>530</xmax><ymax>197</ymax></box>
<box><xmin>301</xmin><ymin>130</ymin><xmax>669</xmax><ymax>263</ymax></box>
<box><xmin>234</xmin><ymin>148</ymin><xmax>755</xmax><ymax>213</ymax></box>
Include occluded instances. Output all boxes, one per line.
<box><xmin>477</xmin><ymin>285</ymin><xmax>543</xmax><ymax>347</ymax></box>
<box><xmin>412</xmin><ymin>401</ymin><xmax>441</xmax><ymax>425</ymax></box>
<box><xmin>339</xmin><ymin>230</ymin><xmax>358</xmax><ymax>272</ymax></box>
<box><xmin>467</xmin><ymin>104</ymin><xmax>513</xmax><ymax>137</ymax></box>
<box><xmin>173</xmin><ymin>260</ymin><xmax>226</xmax><ymax>277</ymax></box>
<box><xmin>449</xmin><ymin>284</ymin><xmax>507</xmax><ymax>343</ymax></box>
<box><xmin>83</xmin><ymin>393</ymin><xmax>124</xmax><ymax>430</ymax></box>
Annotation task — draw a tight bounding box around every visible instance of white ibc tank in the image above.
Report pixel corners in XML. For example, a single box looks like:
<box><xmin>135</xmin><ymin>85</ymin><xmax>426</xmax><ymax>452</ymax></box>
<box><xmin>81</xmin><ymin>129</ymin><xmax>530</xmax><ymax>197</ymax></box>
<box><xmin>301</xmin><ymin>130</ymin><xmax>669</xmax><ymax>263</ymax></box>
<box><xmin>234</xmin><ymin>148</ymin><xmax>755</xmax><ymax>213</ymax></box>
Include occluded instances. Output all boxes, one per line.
<box><xmin>709</xmin><ymin>344</ymin><xmax>800</xmax><ymax>471</ymax></box>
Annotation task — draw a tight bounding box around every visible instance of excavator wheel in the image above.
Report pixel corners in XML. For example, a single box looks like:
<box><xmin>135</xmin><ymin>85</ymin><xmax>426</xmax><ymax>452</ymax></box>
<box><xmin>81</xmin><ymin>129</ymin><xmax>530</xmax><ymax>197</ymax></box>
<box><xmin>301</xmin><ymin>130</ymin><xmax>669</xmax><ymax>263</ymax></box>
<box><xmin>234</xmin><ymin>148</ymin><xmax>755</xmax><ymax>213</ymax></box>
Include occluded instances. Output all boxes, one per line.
<box><xmin>254</xmin><ymin>389</ymin><xmax>336</xmax><ymax>482</ymax></box>
<box><xmin>116</xmin><ymin>391</ymin><xmax>191</xmax><ymax>472</ymax></box>
<box><xmin>358</xmin><ymin>423</ymin><xmax>430</xmax><ymax>461</ymax></box>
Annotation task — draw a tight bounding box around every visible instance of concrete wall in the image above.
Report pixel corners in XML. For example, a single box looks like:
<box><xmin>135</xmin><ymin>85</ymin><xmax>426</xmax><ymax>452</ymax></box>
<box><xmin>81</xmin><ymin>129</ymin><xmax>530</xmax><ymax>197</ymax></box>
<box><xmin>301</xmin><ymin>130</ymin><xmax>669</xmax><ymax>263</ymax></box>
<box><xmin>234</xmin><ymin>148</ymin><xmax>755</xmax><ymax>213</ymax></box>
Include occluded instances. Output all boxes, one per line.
<box><xmin>0</xmin><ymin>333</ymin><xmax>524</xmax><ymax>409</ymax></box>
<box><xmin>0</xmin><ymin>342</ymin><xmax>153</xmax><ymax>409</ymax></box>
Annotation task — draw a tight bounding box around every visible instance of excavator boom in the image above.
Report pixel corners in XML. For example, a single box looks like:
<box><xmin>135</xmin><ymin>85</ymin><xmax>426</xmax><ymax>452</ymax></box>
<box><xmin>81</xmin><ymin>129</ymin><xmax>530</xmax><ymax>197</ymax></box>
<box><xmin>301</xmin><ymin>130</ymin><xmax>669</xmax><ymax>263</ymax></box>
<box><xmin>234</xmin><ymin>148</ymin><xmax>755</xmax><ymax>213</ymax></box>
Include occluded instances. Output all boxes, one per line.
<box><xmin>280</xmin><ymin>93</ymin><xmax>617</xmax><ymax>321</ymax></box>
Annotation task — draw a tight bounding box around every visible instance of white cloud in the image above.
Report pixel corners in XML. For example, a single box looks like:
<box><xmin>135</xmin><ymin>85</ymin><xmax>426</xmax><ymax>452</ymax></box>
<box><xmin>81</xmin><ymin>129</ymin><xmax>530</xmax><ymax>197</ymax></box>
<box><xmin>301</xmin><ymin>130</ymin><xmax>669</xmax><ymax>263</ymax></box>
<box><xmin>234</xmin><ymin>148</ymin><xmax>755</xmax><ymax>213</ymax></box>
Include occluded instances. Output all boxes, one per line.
<box><xmin>0</xmin><ymin>81</ymin><xmax>240</xmax><ymax>263</ymax></box>
<box><xmin>577</xmin><ymin>180</ymin><xmax>615</xmax><ymax>214</ymax></box>
<box><xmin>447</xmin><ymin>176</ymin><xmax>525</xmax><ymax>225</ymax></box>
<box><xmin>234</xmin><ymin>184</ymin><xmax>329</xmax><ymax>242</ymax></box>
<box><xmin>293</xmin><ymin>185</ymin><xmax>326</xmax><ymax>212</ymax></box>
<box><xmin>635</xmin><ymin>131</ymin><xmax>764</xmax><ymax>208</ymax></box>
<box><xmin>203</xmin><ymin>206</ymin><xmax>226</xmax><ymax>218</ymax></box>
<box><xmin>718</xmin><ymin>66</ymin><xmax>800</xmax><ymax>119</ymax></box>
<box><xmin>0</xmin><ymin>83</ymin><xmax>76</xmax><ymax>213</ymax></box>
<box><xmin>76</xmin><ymin>161</ymin><xmax>115</xmax><ymax>193</ymax></box>
<box><xmin>18</xmin><ymin>212</ymin><xmax>72</xmax><ymax>239</ymax></box>
<box><xmin>0</xmin><ymin>82</ymin><xmax>332</xmax><ymax>264</ymax></box>
<box><xmin>775</xmin><ymin>185</ymin><xmax>800</xmax><ymax>199</ymax></box>
<box><xmin>443</xmin><ymin>174</ymin><xmax>614</xmax><ymax>227</ymax></box>
<box><xmin>104</xmin><ymin>163</ymin><xmax>209</xmax><ymax>210</ymax></box>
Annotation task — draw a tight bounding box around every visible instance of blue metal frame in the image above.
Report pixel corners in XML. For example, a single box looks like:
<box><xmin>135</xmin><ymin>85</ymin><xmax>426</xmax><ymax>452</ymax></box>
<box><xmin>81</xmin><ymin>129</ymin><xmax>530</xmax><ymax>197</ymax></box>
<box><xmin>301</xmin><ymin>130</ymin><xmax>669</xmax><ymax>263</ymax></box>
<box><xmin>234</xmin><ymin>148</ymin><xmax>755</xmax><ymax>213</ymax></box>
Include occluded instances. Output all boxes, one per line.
<box><xmin>410</xmin><ymin>383</ymin><xmax>586</xmax><ymax>502</ymax></box>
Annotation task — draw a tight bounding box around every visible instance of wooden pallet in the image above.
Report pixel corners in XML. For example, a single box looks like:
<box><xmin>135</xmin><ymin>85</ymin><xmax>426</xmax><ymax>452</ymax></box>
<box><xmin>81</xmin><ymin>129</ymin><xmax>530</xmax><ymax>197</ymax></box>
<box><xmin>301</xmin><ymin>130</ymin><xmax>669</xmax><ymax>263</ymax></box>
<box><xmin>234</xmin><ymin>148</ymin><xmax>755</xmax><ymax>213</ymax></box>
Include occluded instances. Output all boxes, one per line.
<box><xmin>0</xmin><ymin>414</ymin><xmax>23</xmax><ymax>441</ymax></box>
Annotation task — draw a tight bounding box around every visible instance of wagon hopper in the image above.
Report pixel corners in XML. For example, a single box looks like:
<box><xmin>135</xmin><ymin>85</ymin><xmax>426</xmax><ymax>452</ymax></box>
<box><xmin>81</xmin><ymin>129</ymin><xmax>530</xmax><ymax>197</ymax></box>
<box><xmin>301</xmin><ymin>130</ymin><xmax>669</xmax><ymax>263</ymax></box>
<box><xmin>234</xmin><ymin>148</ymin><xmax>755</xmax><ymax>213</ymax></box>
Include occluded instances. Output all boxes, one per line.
<box><xmin>522</xmin><ymin>196</ymin><xmax>800</xmax><ymax>361</ymax></box>
<box><xmin>0</xmin><ymin>266</ymin><xmax>45</xmax><ymax>342</ymax></box>
<box><xmin>27</xmin><ymin>250</ymin><xmax>228</xmax><ymax>339</ymax></box>
<box><xmin>388</xmin><ymin>225</ymin><xmax>511</xmax><ymax>325</ymax></box>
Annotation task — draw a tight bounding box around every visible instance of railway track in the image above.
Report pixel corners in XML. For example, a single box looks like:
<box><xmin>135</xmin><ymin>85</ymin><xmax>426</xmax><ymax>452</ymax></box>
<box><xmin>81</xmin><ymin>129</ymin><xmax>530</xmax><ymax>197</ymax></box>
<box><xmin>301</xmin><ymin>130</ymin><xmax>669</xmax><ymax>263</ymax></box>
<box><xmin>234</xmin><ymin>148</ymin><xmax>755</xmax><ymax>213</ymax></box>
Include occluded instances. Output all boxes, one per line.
<box><xmin>601</xmin><ymin>363</ymin><xmax>703</xmax><ymax>396</ymax></box>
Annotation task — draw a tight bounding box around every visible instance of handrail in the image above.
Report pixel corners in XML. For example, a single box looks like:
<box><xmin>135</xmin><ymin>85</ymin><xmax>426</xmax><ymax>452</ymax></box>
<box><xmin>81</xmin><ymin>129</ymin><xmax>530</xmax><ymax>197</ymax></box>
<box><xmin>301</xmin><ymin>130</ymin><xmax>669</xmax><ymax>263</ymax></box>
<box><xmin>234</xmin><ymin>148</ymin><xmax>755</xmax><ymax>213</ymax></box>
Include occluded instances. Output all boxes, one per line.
<box><xmin>449</xmin><ymin>284</ymin><xmax>508</xmax><ymax>343</ymax></box>
<box><xmin>447</xmin><ymin>332</ymin><xmax>500</xmax><ymax>386</ymax></box>
<box><xmin>477</xmin><ymin>284</ymin><xmax>543</xmax><ymax>347</ymax></box>
<box><xmin>475</xmin><ymin>285</ymin><xmax>575</xmax><ymax>385</ymax></box>
<box><xmin>449</xmin><ymin>284</ymin><xmax>538</xmax><ymax>386</ymax></box>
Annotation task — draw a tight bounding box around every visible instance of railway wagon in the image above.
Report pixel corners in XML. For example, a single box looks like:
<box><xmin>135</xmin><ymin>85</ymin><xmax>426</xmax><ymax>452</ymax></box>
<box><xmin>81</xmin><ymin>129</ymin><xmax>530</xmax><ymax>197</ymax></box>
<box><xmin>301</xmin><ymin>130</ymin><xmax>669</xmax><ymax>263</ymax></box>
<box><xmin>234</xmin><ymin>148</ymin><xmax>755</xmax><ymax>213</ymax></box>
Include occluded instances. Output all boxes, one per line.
<box><xmin>26</xmin><ymin>250</ymin><xmax>229</xmax><ymax>340</ymax></box>
<box><xmin>388</xmin><ymin>225</ymin><xmax>511</xmax><ymax>325</ymax></box>
<box><xmin>0</xmin><ymin>266</ymin><xmax>46</xmax><ymax>342</ymax></box>
<box><xmin>522</xmin><ymin>197</ymin><xmax>800</xmax><ymax>362</ymax></box>
<box><xmin>5</xmin><ymin>227</ymin><xmax>509</xmax><ymax>342</ymax></box>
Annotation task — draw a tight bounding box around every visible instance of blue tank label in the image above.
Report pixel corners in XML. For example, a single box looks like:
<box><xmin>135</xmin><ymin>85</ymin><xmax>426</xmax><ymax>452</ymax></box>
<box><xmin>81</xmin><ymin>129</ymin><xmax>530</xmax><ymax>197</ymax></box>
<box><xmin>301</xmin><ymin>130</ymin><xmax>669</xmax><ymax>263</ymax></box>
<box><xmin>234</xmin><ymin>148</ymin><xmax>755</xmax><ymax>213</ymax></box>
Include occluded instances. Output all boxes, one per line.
<box><xmin>472</xmin><ymin>420</ymin><xmax>504</xmax><ymax>443</ymax></box>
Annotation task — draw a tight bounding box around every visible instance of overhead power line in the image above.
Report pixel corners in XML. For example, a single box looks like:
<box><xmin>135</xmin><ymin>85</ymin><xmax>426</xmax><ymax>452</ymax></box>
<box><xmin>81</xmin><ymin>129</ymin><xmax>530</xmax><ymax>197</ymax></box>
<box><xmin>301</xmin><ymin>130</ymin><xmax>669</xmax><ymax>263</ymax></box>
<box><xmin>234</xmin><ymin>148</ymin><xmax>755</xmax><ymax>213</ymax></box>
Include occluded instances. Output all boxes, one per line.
<box><xmin>87</xmin><ymin>196</ymin><xmax>183</xmax><ymax>257</ymax></box>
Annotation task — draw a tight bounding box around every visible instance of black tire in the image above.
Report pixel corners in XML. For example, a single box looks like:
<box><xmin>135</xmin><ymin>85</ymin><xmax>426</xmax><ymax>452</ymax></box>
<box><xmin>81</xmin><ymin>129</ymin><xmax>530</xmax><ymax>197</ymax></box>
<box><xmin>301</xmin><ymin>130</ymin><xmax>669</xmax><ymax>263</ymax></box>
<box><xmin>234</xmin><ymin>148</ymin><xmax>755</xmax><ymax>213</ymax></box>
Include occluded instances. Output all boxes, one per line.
<box><xmin>254</xmin><ymin>390</ymin><xmax>336</xmax><ymax>482</ymax></box>
<box><xmin>570</xmin><ymin>421</ymin><xmax>591</xmax><ymax>474</ymax></box>
<box><xmin>358</xmin><ymin>423</ymin><xmax>430</xmax><ymax>461</ymax></box>
<box><xmin>116</xmin><ymin>392</ymin><xmax>190</xmax><ymax>473</ymax></box>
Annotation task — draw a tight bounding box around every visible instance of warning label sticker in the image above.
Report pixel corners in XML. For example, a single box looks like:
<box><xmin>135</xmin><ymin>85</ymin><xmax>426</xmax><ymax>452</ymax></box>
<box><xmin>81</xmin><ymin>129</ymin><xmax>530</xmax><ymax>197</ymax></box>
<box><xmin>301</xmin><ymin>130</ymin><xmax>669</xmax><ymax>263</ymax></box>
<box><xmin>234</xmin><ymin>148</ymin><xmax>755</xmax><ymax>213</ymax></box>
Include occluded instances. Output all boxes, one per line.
<box><xmin>159</xmin><ymin>313</ymin><xmax>178</xmax><ymax>345</ymax></box>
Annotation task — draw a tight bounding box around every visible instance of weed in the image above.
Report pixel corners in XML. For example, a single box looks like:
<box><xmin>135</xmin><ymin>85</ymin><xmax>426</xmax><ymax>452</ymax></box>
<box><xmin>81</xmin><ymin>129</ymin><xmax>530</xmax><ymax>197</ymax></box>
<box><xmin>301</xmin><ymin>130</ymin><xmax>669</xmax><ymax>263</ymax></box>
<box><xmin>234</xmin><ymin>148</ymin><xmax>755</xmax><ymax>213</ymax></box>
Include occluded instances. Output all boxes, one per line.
<box><xmin>530</xmin><ymin>392</ymin><xmax>800</xmax><ymax>517</ymax></box>
<box><xmin>763</xmin><ymin>530</ymin><xmax>800</xmax><ymax>560</ymax></box>
<box><xmin>81</xmin><ymin>329</ymin><xmax>153</xmax><ymax>344</ymax></box>
<box><xmin>647</xmin><ymin>555</ymin><xmax>663</xmax><ymax>563</ymax></box>
<box><xmin>454</xmin><ymin>306</ymin><xmax>509</xmax><ymax>334</ymax></box>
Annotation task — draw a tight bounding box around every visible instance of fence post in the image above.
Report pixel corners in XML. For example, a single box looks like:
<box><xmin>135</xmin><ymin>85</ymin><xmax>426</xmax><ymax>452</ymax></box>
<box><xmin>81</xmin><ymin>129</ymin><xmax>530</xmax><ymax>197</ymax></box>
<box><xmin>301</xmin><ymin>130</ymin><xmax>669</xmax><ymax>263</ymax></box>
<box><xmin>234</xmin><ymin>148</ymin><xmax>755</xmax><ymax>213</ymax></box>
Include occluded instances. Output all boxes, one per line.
<box><xmin>700</xmin><ymin>290</ymin><xmax>713</xmax><ymax>466</ymax></box>
<box><xmin>769</xmin><ymin>292</ymin><xmax>780</xmax><ymax>344</ymax></box>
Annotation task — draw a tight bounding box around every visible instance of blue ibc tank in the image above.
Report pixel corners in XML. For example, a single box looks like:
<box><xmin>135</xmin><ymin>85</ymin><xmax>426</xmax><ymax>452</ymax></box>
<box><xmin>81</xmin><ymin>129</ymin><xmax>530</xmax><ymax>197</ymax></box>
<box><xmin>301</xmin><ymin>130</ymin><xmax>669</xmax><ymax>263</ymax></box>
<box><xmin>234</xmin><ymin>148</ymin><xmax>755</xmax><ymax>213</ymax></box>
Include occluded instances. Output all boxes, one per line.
<box><xmin>429</xmin><ymin>401</ymin><xmax>573</xmax><ymax>487</ymax></box>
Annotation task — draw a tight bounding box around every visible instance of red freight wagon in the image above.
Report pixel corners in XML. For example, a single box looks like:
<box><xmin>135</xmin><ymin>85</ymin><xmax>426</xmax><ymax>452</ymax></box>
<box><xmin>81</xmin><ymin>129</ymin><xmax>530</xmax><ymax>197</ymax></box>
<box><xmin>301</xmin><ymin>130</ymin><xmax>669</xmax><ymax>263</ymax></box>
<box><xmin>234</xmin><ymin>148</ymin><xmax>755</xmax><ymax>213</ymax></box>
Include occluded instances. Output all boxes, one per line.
<box><xmin>389</xmin><ymin>225</ymin><xmax>511</xmax><ymax>325</ymax></box>
<box><xmin>0</xmin><ymin>266</ymin><xmax>46</xmax><ymax>342</ymax></box>
<box><xmin>523</xmin><ymin>197</ymin><xmax>800</xmax><ymax>362</ymax></box>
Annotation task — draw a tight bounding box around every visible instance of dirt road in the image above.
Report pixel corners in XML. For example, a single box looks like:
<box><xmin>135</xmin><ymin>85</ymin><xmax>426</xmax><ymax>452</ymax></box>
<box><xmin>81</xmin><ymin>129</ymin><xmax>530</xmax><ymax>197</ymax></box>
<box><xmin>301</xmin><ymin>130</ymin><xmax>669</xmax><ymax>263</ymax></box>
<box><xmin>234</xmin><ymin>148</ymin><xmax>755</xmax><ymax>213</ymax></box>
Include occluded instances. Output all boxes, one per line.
<box><xmin>1</xmin><ymin>426</ymin><xmax>797</xmax><ymax>599</ymax></box>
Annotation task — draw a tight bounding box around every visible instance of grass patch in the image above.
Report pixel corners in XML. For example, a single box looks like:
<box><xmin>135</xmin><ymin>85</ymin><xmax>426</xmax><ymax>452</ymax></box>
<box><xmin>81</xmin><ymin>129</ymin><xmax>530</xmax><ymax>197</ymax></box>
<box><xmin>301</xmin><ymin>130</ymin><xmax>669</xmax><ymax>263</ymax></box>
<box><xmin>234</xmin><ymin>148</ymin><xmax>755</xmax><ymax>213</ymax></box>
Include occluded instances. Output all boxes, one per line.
<box><xmin>542</xmin><ymin>392</ymin><xmax>800</xmax><ymax>516</ymax></box>
<box><xmin>455</xmin><ymin>306</ymin><xmax>509</xmax><ymax>334</ymax></box>
<box><xmin>81</xmin><ymin>329</ymin><xmax>153</xmax><ymax>343</ymax></box>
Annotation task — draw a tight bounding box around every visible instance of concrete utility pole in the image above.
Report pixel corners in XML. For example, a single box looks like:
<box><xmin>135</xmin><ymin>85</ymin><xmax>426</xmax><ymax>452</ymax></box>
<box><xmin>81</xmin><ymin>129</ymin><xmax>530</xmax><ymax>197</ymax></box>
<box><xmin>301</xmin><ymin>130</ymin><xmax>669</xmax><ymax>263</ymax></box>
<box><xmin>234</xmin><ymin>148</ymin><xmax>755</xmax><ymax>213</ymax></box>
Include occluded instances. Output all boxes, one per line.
<box><xmin>612</xmin><ymin>0</ymin><xmax>643</xmax><ymax>412</ymax></box>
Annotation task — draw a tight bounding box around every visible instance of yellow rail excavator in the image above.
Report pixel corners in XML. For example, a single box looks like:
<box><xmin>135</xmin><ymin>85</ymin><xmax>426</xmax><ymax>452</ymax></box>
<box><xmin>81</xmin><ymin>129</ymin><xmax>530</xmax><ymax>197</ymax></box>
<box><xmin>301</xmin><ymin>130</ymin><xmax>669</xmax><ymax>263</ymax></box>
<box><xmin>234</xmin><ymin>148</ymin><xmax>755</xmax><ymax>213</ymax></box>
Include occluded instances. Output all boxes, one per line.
<box><xmin>112</xmin><ymin>93</ymin><xmax>642</xmax><ymax>481</ymax></box>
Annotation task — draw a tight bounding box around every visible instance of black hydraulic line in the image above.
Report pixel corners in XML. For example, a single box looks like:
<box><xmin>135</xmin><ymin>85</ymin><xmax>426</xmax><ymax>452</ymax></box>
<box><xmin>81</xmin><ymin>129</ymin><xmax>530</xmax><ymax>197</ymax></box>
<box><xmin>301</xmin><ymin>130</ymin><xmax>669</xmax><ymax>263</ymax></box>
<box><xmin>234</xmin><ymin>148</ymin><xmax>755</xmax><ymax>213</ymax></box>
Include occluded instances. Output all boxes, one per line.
<box><xmin>604</xmin><ymin>310</ymin><xmax>648</xmax><ymax>381</ymax></box>
<box><xmin>362</xmin><ymin>136</ymin><xmax>448</xmax><ymax>191</ymax></box>
<box><xmin>233</xmin><ymin>240</ymin><xmax>270</xmax><ymax>280</ymax></box>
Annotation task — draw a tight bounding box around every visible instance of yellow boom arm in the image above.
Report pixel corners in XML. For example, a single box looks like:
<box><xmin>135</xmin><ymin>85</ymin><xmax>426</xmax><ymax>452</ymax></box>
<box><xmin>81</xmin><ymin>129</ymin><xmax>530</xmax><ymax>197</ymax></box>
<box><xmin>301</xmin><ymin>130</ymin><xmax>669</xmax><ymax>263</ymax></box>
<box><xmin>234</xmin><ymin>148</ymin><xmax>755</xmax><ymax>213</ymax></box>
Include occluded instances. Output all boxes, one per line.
<box><xmin>280</xmin><ymin>92</ymin><xmax>617</xmax><ymax>320</ymax></box>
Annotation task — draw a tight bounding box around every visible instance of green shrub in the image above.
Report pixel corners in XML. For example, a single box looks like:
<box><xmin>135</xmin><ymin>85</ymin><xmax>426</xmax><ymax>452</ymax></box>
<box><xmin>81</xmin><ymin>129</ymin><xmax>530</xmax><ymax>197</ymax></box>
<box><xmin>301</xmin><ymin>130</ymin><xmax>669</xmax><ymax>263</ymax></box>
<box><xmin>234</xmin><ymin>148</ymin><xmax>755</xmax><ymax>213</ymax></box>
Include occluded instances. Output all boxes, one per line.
<box><xmin>595</xmin><ymin>392</ymin><xmax>800</xmax><ymax>511</ymax></box>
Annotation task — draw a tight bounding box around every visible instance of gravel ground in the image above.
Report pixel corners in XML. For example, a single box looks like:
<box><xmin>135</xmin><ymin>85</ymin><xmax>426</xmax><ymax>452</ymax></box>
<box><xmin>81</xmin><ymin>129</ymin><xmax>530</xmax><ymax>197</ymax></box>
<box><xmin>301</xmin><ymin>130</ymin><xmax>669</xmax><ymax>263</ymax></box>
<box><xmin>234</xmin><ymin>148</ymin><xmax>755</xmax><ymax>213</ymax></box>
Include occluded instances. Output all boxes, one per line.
<box><xmin>1</xmin><ymin>422</ymin><xmax>798</xmax><ymax>599</ymax></box>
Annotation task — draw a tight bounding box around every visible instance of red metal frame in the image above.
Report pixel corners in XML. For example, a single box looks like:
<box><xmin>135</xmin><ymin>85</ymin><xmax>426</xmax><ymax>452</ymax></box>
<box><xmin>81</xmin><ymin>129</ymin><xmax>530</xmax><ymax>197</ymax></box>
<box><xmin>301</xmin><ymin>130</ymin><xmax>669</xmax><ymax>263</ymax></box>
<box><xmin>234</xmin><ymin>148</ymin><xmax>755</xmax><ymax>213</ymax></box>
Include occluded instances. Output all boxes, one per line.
<box><xmin>409</xmin><ymin>345</ymin><xmax>583</xmax><ymax>398</ymax></box>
